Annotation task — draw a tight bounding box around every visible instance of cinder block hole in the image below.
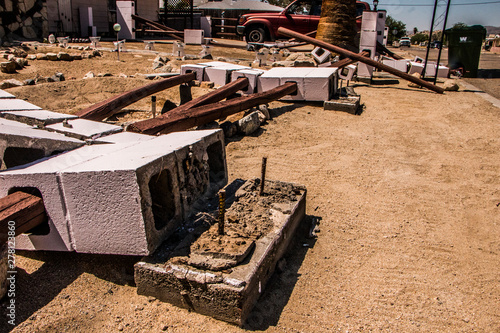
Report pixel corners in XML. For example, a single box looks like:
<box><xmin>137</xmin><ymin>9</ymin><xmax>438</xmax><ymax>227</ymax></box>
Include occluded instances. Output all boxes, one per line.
<box><xmin>7</xmin><ymin>187</ymin><xmax>50</xmax><ymax>235</ymax></box>
<box><xmin>207</xmin><ymin>142</ymin><xmax>225</xmax><ymax>183</ymax></box>
<box><xmin>4</xmin><ymin>147</ymin><xmax>45</xmax><ymax>169</ymax></box>
<box><xmin>315</xmin><ymin>48</ymin><xmax>325</xmax><ymax>56</ymax></box>
<box><xmin>148</xmin><ymin>169</ymin><xmax>176</xmax><ymax>231</ymax></box>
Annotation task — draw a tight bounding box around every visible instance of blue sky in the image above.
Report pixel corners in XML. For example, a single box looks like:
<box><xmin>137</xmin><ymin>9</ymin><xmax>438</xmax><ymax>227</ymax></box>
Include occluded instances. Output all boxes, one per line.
<box><xmin>374</xmin><ymin>0</ymin><xmax>500</xmax><ymax>32</ymax></box>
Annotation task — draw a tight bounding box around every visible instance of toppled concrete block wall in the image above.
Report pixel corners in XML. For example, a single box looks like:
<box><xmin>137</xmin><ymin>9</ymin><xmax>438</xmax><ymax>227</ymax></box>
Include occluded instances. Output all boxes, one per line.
<box><xmin>0</xmin><ymin>129</ymin><xmax>227</xmax><ymax>255</ymax></box>
<box><xmin>258</xmin><ymin>67</ymin><xmax>338</xmax><ymax>101</ymax></box>
<box><xmin>0</xmin><ymin>118</ymin><xmax>85</xmax><ymax>170</ymax></box>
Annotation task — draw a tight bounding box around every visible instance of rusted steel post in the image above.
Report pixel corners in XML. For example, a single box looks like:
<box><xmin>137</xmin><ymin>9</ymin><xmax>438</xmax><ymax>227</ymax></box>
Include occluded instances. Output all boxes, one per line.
<box><xmin>331</xmin><ymin>51</ymin><xmax>369</xmax><ymax>68</ymax></box>
<box><xmin>277</xmin><ymin>27</ymin><xmax>445</xmax><ymax>94</ymax></box>
<box><xmin>128</xmin><ymin>81</ymin><xmax>297</xmax><ymax>135</ymax></box>
<box><xmin>259</xmin><ymin>157</ymin><xmax>267</xmax><ymax>196</ymax></box>
<box><xmin>130</xmin><ymin>77</ymin><xmax>249</xmax><ymax>132</ymax></box>
<box><xmin>0</xmin><ymin>192</ymin><xmax>47</xmax><ymax>244</ymax></box>
<box><xmin>76</xmin><ymin>73</ymin><xmax>196</xmax><ymax>121</ymax></box>
<box><xmin>151</xmin><ymin>96</ymin><xmax>156</xmax><ymax>118</ymax></box>
<box><xmin>218</xmin><ymin>190</ymin><xmax>226</xmax><ymax>235</ymax></box>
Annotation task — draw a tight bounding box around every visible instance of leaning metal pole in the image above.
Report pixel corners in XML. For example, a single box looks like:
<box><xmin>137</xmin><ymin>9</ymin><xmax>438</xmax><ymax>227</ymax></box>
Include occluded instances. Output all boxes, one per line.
<box><xmin>422</xmin><ymin>0</ymin><xmax>439</xmax><ymax>78</ymax></box>
<box><xmin>277</xmin><ymin>27</ymin><xmax>445</xmax><ymax>94</ymax></box>
<box><xmin>434</xmin><ymin>0</ymin><xmax>451</xmax><ymax>84</ymax></box>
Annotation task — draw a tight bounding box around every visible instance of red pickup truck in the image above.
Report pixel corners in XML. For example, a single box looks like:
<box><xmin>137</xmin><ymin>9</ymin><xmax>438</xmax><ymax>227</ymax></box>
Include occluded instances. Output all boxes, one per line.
<box><xmin>237</xmin><ymin>0</ymin><xmax>370</xmax><ymax>43</ymax></box>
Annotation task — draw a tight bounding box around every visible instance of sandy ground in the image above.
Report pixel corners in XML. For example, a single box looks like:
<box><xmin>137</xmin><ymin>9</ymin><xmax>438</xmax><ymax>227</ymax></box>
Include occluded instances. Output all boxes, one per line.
<box><xmin>1</xmin><ymin>41</ymin><xmax>499</xmax><ymax>332</ymax></box>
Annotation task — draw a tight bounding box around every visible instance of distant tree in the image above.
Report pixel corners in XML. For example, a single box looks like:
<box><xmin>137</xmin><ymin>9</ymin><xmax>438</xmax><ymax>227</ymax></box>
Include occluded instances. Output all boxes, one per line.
<box><xmin>413</xmin><ymin>27</ymin><xmax>418</xmax><ymax>34</ymax></box>
<box><xmin>267</xmin><ymin>0</ymin><xmax>293</xmax><ymax>7</ymax></box>
<box><xmin>411</xmin><ymin>33</ymin><xmax>428</xmax><ymax>44</ymax></box>
<box><xmin>452</xmin><ymin>22</ymin><xmax>468</xmax><ymax>29</ymax></box>
<box><xmin>386</xmin><ymin>15</ymin><xmax>407</xmax><ymax>43</ymax></box>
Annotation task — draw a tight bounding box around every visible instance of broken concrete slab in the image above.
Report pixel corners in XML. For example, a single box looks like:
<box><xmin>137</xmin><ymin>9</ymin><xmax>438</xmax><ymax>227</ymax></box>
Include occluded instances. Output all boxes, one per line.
<box><xmin>0</xmin><ymin>89</ymin><xmax>15</xmax><ymax>99</ymax></box>
<box><xmin>95</xmin><ymin>131</ymin><xmax>154</xmax><ymax>144</ymax></box>
<box><xmin>45</xmin><ymin>118</ymin><xmax>123</xmax><ymax>140</ymax></box>
<box><xmin>0</xmin><ymin>99</ymin><xmax>42</xmax><ymax>111</ymax></box>
<box><xmin>135</xmin><ymin>179</ymin><xmax>307</xmax><ymax>326</ymax></box>
<box><xmin>0</xmin><ymin>110</ymin><xmax>77</xmax><ymax>126</ymax></box>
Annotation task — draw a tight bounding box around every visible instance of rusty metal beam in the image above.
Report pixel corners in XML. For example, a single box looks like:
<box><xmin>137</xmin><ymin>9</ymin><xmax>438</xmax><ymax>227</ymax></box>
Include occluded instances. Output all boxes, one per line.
<box><xmin>376</xmin><ymin>41</ymin><xmax>404</xmax><ymax>60</ymax></box>
<box><xmin>0</xmin><ymin>192</ymin><xmax>47</xmax><ymax>244</ymax></box>
<box><xmin>76</xmin><ymin>73</ymin><xmax>196</xmax><ymax>121</ymax></box>
<box><xmin>130</xmin><ymin>77</ymin><xmax>249</xmax><ymax>133</ymax></box>
<box><xmin>127</xmin><ymin>82</ymin><xmax>297</xmax><ymax>135</ymax></box>
<box><xmin>278</xmin><ymin>27</ymin><xmax>444</xmax><ymax>94</ymax></box>
<box><xmin>331</xmin><ymin>51</ymin><xmax>369</xmax><ymax>68</ymax></box>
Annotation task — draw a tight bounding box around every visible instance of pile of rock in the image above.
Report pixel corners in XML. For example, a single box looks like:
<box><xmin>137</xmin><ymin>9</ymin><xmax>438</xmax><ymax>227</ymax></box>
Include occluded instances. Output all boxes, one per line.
<box><xmin>0</xmin><ymin>72</ymin><xmax>65</xmax><ymax>89</ymax></box>
<box><xmin>0</xmin><ymin>50</ymin><xmax>29</xmax><ymax>73</ymax></box>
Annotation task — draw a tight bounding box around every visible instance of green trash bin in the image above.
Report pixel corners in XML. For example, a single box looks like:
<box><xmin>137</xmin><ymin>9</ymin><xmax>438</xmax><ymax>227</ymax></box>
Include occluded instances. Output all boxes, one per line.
<box><xmin>445</xmin><ymin>25</ymin><xmax>486</xmax><ymax>78</ymax></box>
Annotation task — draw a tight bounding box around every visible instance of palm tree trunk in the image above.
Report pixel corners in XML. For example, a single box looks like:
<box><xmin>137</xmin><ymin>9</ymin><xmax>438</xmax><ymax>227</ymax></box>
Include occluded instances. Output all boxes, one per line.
<box><xmin>316</xmin><ymin>0</ymin><xmax>357</xmax><ymax>50</ymax></box>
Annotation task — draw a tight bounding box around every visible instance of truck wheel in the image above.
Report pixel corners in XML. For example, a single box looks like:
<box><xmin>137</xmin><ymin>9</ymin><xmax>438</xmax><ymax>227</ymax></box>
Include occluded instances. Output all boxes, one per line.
<box><xmin>246</xmin><ymin>27</ymin><xmax>266</xmax><ymax>43</ymax></box>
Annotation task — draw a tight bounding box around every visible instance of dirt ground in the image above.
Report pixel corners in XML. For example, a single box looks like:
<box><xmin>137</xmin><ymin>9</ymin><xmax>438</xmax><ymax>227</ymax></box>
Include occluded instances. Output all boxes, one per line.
<box><xmin>1</xmin><ymin>41</ymin><xmax>499</xmax><ymax>332</ymax></box>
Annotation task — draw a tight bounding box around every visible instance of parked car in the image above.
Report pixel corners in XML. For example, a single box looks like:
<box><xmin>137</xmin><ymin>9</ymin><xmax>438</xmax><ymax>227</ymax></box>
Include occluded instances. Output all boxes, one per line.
<box><xmin>236</xmin><ymin>0</ymin><xmax>371</xmax><ymax>43</ymax></box>
<box><xmin>399</xmin><ymin>37</ymin><xmax>411</xmax><ymax>47</ymax></box>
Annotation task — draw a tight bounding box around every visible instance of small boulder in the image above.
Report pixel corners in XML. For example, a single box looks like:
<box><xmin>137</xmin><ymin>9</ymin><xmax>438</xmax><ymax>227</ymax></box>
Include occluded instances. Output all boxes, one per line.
<box><xmin>443</xmin><ymin>79</ymin><xmax>459</xmax><ymax>91</ymax></box>
<box><xmin>0</xmin><ymin>61</ymin><xmax>17</xmax><ymax>73</ymax></box>
<box><xmin>0</xmin><ymin>79</ymin><xmax>23</xmax><ymax>89</ymax></box>
<box><xmin>27</xmin><ymin>54</ymin><xmax>37</xmax><ymax>60</ymax></box>
<box><xmin>200</xmin><ymin>81</ymin><xmax>215</xmax><ymax>89</ymax></box>
<box><xmin>36</xmin><ymin>53</ymin><xmax>48</xmax><ymax>60</ymax></box>
<box><xmin>220</xmin><ymin>121</ymin><xmax>237</xmax><ymax>138</ymax></box>
<box><xmin>256</xmin><ymin>111</ymin><xmax>267</xmax><ymax>124</ymax></box>
<box><xmin>257</xmin><ymin>104</ymin><xmax>271</xmax><ymax>120</ymax></box>
<box><xmin>14</xmin><ymin>57</ymin><xmax>28</xmax><ymax>69</ymax></box>
<box><xmin>236</xmin><ymin>111</ymin><xmax>260</xmax><ymax>135</ymax></box>
<box><xmin>408</xmin><ymin>73</ymin><xmax>423</xmax><ymax>88</ymax></box>
<box><xmin>83</xmin><ymin>71</ymin><xmax>95</xmax><ymax>79</ymax></box>
<box><xmin>201</xmin><ymin>54</ymin><xmax>213</xmax><ymax>60</ymax></box>
<box><xmin>57</xmin><ymin>52</ymin><xmax>73</xmax><ymax>61</ymax></box>
<box><xmin>24</xmin><ymin>79</ymin><xmax>36</xmax><ymax>85</ymax></box>
<box><xmin>46</xmin><ymin>53</ymin><xmax>58</xmax><ymax>61</ymax></box>
<box><xmin>72</xmin><ymin>54</ymin><xmax>82</xmax><ymax>60</ymax></box>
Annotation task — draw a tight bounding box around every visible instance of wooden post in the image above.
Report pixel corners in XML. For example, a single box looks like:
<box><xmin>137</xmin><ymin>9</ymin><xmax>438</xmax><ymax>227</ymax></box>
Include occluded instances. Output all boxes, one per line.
<box><xmin>277</xmin><ymin>27</ymin><xmax>445</xmax><ymax>94</ymax></box>
<box><xmin>128</xmin><ymin>81</ymin><xmax>297</xmax><ymax>136</ymax></box>
<box><xmin>76</xmin><ymin>73</ymin><xmax>196</xmax><ymax>121</ymax></box>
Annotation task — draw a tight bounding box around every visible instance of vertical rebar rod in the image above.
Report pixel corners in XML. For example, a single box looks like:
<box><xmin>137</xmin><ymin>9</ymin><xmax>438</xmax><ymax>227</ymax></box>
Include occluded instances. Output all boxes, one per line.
<box><xmin>423</xmin><ymin>0</ymin><xmax>439</xmax><ymax>79</ymax></box>
<box><xmin>151</xmin><ymin>96</ymin><xmax>157</xmax><ymax>118</ymax></box>
<box><xmin>260</xmin><ymin>157</ymin><xmax>267</xmax><ymax>196</ymax></box>
<box><xmin>434</xmin><ymin>0</ymin><xmax>451</xmax><ymax>85</ymax></box>
<box><xmin>218</xmin><ymin>189</ymin><xmax>225</xmax><ymax>235</ymax></box>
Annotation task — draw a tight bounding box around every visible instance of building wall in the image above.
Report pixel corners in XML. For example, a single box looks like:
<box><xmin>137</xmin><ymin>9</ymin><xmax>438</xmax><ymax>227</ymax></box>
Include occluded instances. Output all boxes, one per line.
<box><xmin>0</xmin><ymin>0</ymin><xmax>49</xmax><ymax>40</ymax></box>
<box><xmin>136</xmin><ymin>0</ymin><xmax>158</xmax><ymax>22</ymax></box>
<box><xmin>71</xmin><ymin>0</ymin><xmax>110</xmax><ymax>34</ymax></box>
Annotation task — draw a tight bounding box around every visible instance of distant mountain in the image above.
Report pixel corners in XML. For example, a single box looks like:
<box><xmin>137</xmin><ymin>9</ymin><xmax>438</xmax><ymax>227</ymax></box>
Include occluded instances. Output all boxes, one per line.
<box><xmin>485</xmin><ymin>26</ymin><xmax>500</xmax><ymax>35</ymax></box>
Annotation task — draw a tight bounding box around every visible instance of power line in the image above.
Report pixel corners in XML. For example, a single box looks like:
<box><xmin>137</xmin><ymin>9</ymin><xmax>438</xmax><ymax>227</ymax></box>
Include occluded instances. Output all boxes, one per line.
<box><xmin>379</xmin><ymin>0</ymin><xmax>500</xmax><ymax>6</ymax></box>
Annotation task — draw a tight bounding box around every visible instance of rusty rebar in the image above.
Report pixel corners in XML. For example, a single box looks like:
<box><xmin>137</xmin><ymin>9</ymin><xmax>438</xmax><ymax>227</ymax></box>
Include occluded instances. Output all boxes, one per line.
<box><xmin>218</xmin><ymin>189</ymin><xmax>226</xmax><ymax>235</ymax></box>
<box><xmin>259</xmin><ymin>157</ymin><xmax>267</xmax><ymax>196</ymax></box>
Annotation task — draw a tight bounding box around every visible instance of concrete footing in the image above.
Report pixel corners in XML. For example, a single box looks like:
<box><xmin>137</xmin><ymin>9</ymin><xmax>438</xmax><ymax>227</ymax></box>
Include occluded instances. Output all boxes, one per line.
<box><xmin>134</xmin><ymin>179</ymin><xmax>306</xmax><ymax>326</ymax></box>
<box><xmin>324</xmin><ymin>96</ymin><xmax>361</xmax><ymax>115</ymax></box>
